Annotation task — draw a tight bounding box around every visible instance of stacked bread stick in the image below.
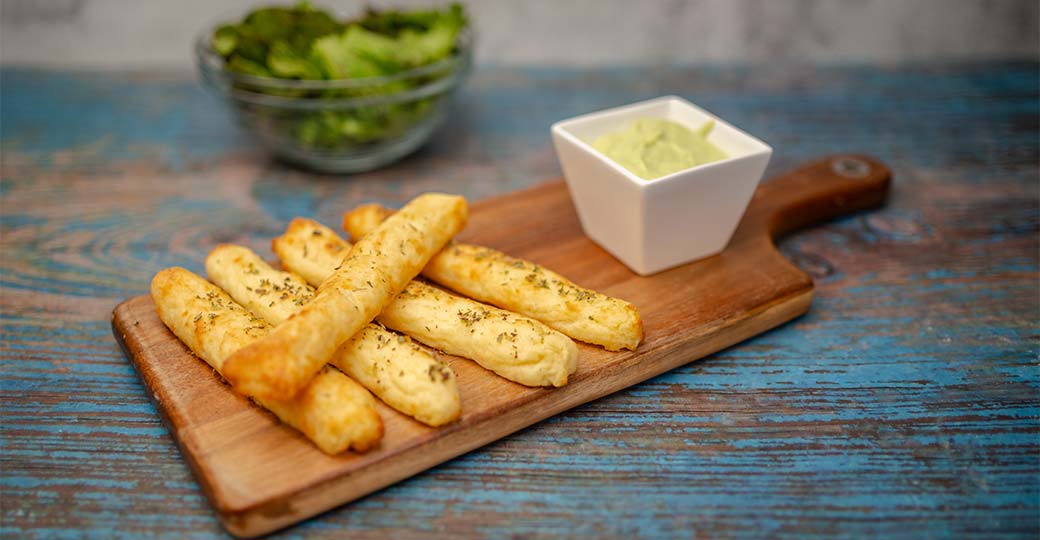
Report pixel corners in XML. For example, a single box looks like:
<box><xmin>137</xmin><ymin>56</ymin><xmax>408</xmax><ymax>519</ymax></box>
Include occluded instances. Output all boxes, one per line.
<box><xmin>151</xmin><ymin>192</ymin><xmax>643</xmax><ymax>454</ymax></box>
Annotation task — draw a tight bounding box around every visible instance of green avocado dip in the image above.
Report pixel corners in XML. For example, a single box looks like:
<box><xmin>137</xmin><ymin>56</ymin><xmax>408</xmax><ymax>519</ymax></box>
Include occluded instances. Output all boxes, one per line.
<box><xmin>591</xmin><ymin>118</ymin><xmax>728</xmax><ymax>180</ymax></box>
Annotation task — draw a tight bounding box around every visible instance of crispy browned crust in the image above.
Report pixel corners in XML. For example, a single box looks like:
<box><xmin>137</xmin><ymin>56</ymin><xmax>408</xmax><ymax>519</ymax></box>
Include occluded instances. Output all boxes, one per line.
<box><xmin>279</xmin><ymin>219</ymin><xmax>578</xmax><ymax>387</ymax></box>
<box><xmin>385</xmin><ymin>281</ymin><xmax>577</xmax><ymax>386</ymax></box>
<box><xmin>206</xmin><ymin>244</ymin><xmax>461</xmax><ymax>426</ymax></box>
<box><xmin>342</xmin><ymin>205</ymin><xmax>644</xmax><ymax>351</ymax></box>
<box><xmin>149</xmin><ymin>267</ymin><xmax>383</xmax><ymax>454</ymax></box>
<box><xmin>222</xmin><ymin>194</ymin><xmax>468</xmax><ymax>400</ymax></box>
<box><xmin>272</xmin><ymin>217</ymin><xmax>351</xmax><ymax>287</ymax></box>
<box><xmin>342</xmin><ymin>204</ymin><xmax>388</xmax><ymax>243</ymax></box>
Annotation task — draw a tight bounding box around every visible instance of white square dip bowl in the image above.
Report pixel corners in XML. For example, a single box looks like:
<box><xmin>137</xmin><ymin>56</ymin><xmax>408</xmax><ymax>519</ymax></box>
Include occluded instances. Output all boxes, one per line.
<box><xmin>551</xmin><ymin>95</ymin><xmax>772</xmax><ymax>276</ymax></box>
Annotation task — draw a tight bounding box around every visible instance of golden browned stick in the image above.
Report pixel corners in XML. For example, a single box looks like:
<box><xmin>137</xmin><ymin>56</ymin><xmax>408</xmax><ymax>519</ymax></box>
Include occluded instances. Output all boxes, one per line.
<box><xmin>223</xmin><ymin>194</ymin><xmax>467</xmax><ymax>400</ymax></box>
<box><xmin>343</xmin><ymin>204</ymin><xmax>643</xmax><ymax>351</ymax></box>
<box><xmin>274</xmin><ymin>219</ymin><xmax>578</xmax><ymax>387</ymax></box>
<box><xmin>206</xmin><ymin>245</ymin><xmax>461</xmax><ymax>427</ymax></box>
<box><xmin>270</xmin><ymin>218</ymin><xmax>350</xmax><ymax>288</ymax></box>
<box><xmin>150</xmin><ymin>267</ymin><xmax>383</xmax><ymax>454</ymax></box>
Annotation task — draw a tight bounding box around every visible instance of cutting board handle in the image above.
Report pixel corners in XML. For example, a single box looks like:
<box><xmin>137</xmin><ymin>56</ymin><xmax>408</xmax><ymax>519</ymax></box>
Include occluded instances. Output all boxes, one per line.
<box><xmin>747</xmin><ymin>154</ymin><xmax>892</xmax><ymax>241</ymax></box>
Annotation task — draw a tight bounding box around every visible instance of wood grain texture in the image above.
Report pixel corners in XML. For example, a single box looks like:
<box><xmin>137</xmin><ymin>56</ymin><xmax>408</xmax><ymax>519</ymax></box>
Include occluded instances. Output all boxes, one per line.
<box><xmin>111</xmin><ymin>155</ymin><xmax>889</xmax><ymax>537</ymax></box>
<box><xmin>1</xmin><ymin>64</ymin><xmax>1037</xmax><ymax>540</ymax></box>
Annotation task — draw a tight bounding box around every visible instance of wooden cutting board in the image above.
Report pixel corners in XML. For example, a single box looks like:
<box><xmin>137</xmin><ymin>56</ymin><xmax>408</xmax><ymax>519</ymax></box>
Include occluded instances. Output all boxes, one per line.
<box><xmin>112</xmin><ymin>155</ymin><xmax>890</xmax><ymax>538</ymax></box>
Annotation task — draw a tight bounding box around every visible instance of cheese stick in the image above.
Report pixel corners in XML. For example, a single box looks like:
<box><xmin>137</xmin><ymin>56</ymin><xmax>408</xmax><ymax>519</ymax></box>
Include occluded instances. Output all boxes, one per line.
<box><xmin>271</xmin><ymin>218</ymin><xmax>349</xmax><ymax>287</ymax></box>
<box><xmin>149</xmin><ymin>267</ymin><xmax>383</xmax><ymax>454</ymax></box>
<box><xmin>385</xmin><ymin>282</ymin><xmax>576</xmax><ymax>386</ymax></box>
<box><xmin>223</xmin><ymin>193</ymin><xmax>467</xmax><ymax>400</ymax></box>
<box><xmin>343</xmin><ymin>204</ymin><xmax>643</xmax><ymax>351</ymax></box>
<box><xmin>274</xmin><ymin>219</ymin><xmax>578</xmax><ymax>387</ymax></box>
<box><xmin>206</xmin><ymin>245</ymin><xmax>461</xmax><ymax>427</ymax></box>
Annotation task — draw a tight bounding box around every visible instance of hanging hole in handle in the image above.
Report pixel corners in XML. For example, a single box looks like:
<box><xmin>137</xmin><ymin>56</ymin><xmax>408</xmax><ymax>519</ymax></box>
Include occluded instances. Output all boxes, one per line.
<box><xmin>831</xmin><ymin>157</ymin><xmax>871</xmax><ymax>179</ymax></box>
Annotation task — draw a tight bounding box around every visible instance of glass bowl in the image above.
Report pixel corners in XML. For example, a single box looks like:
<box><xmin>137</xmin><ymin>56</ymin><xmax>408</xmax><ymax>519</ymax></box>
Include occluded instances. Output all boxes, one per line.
<box><xmin>195</xmin><ymin>26</ymin><xmax>472</xmax><ymax>173</ymax></box>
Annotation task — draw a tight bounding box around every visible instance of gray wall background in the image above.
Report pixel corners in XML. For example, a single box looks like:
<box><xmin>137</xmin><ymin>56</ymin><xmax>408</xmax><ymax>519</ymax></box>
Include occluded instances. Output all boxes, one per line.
<box><xmin>1</xmin><ymin>0</ymin><xmax>1037</xmax><ymax>68</ymax></box>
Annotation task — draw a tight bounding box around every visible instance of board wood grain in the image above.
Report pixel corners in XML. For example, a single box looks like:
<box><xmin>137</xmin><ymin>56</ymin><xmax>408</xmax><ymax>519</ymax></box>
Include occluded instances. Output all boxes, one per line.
<box><xmin>112</xmin><ymin>155</ymin><xmax>890</xmax><ymax>537</ymax></box>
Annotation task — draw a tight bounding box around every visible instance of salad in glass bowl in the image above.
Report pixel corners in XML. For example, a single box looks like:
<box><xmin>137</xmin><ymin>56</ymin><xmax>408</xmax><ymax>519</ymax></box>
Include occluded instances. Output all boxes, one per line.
<box><xmin>196</xmin><ymin>2</ymin><xmax>472</xmax><ymax>172</ymax></box>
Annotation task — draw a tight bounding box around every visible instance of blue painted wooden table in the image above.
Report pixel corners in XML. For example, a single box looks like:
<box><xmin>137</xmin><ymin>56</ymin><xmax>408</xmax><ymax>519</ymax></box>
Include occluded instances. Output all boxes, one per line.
<box><xmin>1</xmin><ymin>63</ymin><xmax>1037</xmax><ymax>539</ymax></box>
